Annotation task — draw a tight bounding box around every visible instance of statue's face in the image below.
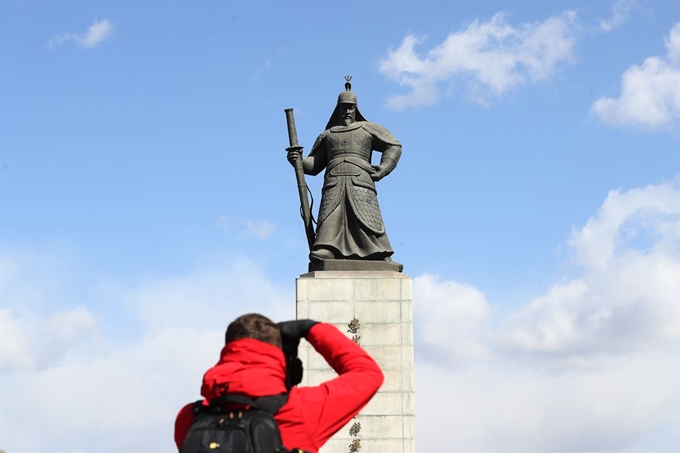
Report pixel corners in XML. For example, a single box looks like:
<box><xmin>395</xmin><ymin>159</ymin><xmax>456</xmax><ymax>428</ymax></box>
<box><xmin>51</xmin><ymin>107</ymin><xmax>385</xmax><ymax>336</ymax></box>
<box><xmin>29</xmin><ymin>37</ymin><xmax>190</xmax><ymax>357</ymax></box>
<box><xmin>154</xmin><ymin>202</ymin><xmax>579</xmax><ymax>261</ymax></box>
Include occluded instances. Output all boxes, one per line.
<box><xmin>341</xmin><ymin>103</ymin><xmax>356</xmax><ymax>125</ymax></box>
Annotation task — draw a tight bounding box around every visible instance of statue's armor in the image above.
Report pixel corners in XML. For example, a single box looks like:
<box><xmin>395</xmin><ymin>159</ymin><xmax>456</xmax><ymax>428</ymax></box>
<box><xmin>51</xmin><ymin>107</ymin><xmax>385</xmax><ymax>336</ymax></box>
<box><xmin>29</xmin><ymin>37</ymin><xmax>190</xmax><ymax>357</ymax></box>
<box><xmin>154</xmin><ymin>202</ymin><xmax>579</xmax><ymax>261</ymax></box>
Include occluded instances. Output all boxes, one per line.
<box><xmin>316</xmin><ymin>123</ymin><xmax>385</xmax><ymax>234</ymax></box>
<box><xmin>306</xmin><ymin>118</ymin><xmax>401</xmax><ymax>260</ymax></box>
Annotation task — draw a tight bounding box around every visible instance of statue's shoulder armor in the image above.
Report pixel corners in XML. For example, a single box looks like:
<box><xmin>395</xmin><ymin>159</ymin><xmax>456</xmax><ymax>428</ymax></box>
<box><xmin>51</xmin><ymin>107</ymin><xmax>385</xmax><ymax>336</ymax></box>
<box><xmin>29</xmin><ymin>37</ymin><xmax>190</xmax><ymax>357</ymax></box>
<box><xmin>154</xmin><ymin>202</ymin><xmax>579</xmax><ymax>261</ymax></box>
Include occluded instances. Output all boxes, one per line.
<box><xmin>362</xmin><ymin>122</ymin><xmax>401</xmax><ymax>146</ymax></box>
<box><xmin>310</xmin><ymin>129</ymin><xmax>331</xmax><ymax>155</ymax></box>
<box><xmin>329</xmin><ymin>123</ymin><xmax>364</xmax><ymax>133</ymax></box>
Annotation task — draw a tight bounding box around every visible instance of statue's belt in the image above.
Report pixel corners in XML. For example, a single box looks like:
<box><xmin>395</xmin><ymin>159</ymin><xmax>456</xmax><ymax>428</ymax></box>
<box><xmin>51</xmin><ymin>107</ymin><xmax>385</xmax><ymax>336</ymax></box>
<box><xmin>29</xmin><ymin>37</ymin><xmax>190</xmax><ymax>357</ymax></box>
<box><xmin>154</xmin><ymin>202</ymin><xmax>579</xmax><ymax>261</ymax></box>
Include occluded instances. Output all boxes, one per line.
<box><xmin>327</xmin><ymin>155</ymin><xmax>375</xmax><ymax>174</ymax></box>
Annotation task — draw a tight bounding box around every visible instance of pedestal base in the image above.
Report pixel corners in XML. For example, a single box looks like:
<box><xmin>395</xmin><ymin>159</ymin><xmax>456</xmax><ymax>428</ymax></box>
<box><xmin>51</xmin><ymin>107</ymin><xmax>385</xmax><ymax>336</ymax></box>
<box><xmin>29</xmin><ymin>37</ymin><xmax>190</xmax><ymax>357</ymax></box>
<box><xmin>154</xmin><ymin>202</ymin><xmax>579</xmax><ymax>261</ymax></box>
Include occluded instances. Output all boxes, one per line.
<box><xmin>309</xmin><ymin>259</ymin><xmax>404</xmax><ymax>273</ymax></box>
<box><xmin>296</xmin><ymin>270</ymin><xmax>415</xmax><ymax>453</ymax></box>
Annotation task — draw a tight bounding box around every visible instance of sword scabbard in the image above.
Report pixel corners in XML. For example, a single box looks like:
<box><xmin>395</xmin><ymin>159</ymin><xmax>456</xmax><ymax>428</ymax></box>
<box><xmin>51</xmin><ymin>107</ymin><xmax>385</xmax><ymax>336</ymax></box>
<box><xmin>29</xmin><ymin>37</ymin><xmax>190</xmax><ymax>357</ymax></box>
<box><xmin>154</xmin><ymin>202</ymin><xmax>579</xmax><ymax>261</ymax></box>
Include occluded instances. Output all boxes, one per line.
<box><xmin>284</xmin><ymin>108</ymin><xmax>315</xmax><ymax>250</ymax></box>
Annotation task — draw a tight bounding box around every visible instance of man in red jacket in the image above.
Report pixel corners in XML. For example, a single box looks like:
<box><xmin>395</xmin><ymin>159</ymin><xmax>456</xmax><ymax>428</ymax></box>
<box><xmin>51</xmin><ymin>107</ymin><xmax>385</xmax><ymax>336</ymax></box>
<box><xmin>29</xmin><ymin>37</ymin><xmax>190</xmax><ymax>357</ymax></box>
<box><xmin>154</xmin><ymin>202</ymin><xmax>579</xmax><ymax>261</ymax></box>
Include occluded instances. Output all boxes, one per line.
<box><xmin>174</xmin><ymin>313</ymin><xmax>384</xmax><ymax>453</ymax></box>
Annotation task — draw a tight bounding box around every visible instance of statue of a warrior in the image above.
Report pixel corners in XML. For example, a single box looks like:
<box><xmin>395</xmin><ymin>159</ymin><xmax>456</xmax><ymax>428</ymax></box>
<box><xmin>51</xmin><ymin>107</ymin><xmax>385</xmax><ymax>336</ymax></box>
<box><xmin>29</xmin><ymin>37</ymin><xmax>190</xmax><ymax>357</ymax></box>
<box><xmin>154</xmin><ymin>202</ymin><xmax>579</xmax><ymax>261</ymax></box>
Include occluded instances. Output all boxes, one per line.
<box><xmin>286</xmin><ymin>78</ymin><xmax>402</xmax><ymax>269</ymax></box>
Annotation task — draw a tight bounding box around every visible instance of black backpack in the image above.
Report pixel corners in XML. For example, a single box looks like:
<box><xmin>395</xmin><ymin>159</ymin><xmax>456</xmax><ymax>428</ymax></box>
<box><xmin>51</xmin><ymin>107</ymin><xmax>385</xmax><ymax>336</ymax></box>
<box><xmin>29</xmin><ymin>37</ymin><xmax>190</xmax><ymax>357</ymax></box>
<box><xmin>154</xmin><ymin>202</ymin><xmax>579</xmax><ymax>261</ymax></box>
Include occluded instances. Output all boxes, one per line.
<box><xmin>179</xmin><ymin>393</ymin><xmax>300</xmax><ymax>453</ymax></box>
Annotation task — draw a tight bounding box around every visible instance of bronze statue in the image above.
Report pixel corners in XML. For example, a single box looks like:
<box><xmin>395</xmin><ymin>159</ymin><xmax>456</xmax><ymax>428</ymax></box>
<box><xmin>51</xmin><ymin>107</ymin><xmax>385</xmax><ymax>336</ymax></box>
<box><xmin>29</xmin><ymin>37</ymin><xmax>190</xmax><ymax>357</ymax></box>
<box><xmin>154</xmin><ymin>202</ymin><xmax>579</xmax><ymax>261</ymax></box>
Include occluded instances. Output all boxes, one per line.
<box><xmin>286</xmin><ymin>77</ymin><xmax>402</xmax><ymax>271</ymax></box>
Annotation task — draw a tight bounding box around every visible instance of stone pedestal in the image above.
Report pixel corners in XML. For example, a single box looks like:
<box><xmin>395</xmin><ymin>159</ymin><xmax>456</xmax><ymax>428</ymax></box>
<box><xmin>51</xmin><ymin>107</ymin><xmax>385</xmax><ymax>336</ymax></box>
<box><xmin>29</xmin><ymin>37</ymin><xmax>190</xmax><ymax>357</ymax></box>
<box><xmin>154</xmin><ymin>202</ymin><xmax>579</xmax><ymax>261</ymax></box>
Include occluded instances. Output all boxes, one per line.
<box><xmin>296</xmin><ymin>271</ymin><xmax>415</xmax><ymax>453</ymax></box>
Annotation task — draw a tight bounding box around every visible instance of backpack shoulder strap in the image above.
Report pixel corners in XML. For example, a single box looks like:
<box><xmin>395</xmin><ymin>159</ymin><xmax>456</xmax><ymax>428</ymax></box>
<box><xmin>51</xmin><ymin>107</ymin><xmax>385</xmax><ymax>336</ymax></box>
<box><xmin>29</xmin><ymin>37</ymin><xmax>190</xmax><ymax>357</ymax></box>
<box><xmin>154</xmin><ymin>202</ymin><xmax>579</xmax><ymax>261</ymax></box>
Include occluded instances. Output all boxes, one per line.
<box><xmin>209</xmin><ymin>392</ymin><xmax>289</xmax><ymax>415</ymax></box>
<box><xmin>190</xmin><ymin>399</ymin><xmax>206</xmax><ymax>415</ymax></box>
<box><xmin>253</xmin><ymin>392</ymin><xmax>289</xmax><ymax>414</ymax></box>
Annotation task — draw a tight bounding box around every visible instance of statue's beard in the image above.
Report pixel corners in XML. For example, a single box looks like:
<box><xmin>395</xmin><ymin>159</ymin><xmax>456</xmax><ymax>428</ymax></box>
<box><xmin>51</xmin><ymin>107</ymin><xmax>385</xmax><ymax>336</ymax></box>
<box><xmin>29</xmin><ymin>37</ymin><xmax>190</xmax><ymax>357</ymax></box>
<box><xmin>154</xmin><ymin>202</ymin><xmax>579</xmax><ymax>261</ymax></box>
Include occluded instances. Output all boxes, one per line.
<box><xmin>343</xmin><ymin>116</ymin><xmax>354</xmax><ymax>126</ymax></box>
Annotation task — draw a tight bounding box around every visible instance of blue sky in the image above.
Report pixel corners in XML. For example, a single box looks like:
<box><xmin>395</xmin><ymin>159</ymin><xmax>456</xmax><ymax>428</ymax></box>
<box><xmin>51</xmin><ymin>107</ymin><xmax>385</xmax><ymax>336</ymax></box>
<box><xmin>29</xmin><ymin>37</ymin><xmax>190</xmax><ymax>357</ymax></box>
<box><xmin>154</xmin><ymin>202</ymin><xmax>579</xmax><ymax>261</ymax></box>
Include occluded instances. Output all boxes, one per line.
<box><xmin>1</xmin><ymin>1</ymin><xmax>679</xmax><ymax>452</ymax></box>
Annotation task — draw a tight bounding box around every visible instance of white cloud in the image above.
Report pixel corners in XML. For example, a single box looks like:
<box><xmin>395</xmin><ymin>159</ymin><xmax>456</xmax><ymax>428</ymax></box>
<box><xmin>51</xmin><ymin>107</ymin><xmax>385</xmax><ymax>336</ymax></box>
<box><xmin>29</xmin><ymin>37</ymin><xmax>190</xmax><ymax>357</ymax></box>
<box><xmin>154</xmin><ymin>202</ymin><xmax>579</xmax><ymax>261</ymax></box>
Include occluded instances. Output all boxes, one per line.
<box><xmin>46</xmin><ymin>19</ymin><xmax>115</xmax><ymax>50</ymax></box>
<box><xmin>132</xmin><ymin>259</ymin><xmax>291</xmax><ymax>330</ymax></box>
<box><xmin>413</xmin><ymin>274</ymin><xmax>491</xmax><ymax>362</ymax></box>
<box><xmin>501</xmin><ymin>178</ymin><xmax>680</xmax><ymax>360</ymax></box>
<box><xmin>1</xmin><ymin>326</ymin><xmax>219</xmax><ymax>453</ymax></box>
<box><xmin>592</xmin><ymin>23</ymin><xmax>680</xmax><ymax>129</ymax></box>
<box><xmin>378</xmin><ymin>11</ymin><xmax>578</xmax><ymax>109</ymax></box>
<box><xmin>217</xmin><ymin>216</ymin><xmax>277</xmax><ymax>241</ymax></box>
<box><xmin>36</xmin><ymin>305</ymin><xmax>98</xmax><ymax>369</ymax></box>
<box><xmin>0</xmin><ymin>254</ymin><xmax>293</xmax><ymax>453</ymax></box>
<box><xmin>412</xmin><ymin>177</ymin><xmax>680</xmax><ymax>450</ymax></box>
<box><xmin>0</xmin><ymin>310</ymin><xmax>34</xmax><ymax>371</ymax></box>
<box><xmin>244</xmin><ymin>220</ymin><xmax>276</xmax><ymax>240</ymax></box>
<box><xmin>416</xmin><ymin>353</ymin><xmax>678</xmax><ymax>452</ymax></box>
<box><xmin>599</xmin><ymin>0</ymin><xmax>637</xmax><ymax>32</ymax></box>
<box><xmin>254</xmin><ymin>60</ymin><xmax>273</xmax><ymax>79</ymax></box>
<box><xmin>416</xmin><ymin>177</ymin><xmax>680</xmax><ymax>365</ymax></box>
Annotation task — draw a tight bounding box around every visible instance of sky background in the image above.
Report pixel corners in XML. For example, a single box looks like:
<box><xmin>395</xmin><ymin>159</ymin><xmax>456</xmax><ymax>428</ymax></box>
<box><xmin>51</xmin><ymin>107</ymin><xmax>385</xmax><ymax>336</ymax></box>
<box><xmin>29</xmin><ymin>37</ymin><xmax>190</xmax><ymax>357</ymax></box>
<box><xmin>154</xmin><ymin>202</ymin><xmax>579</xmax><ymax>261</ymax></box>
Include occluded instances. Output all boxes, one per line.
<box><xmin>1</xmin><ymin>0</ymin><xmax>678</xmax><ymax>451</ymax></box>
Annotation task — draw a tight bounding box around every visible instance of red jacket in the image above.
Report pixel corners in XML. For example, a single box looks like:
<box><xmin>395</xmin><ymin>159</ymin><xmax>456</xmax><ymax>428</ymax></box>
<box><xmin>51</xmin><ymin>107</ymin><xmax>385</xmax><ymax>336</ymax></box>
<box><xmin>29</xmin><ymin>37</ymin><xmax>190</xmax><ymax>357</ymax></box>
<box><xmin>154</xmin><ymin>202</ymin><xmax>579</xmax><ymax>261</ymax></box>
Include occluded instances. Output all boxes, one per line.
<box><xmin>174</xmin><ymin>323</ymin><xmax>384</xmax><ymax>453</ymax></box>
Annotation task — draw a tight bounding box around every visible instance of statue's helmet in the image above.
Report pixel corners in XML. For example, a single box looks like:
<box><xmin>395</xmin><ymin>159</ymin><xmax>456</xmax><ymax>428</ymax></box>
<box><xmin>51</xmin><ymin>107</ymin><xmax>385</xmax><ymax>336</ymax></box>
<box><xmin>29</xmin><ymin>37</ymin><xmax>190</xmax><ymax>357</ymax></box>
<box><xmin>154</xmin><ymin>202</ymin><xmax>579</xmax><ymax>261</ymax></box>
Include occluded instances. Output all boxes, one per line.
<box><xmin>325</xmin><ymin>76</ymin><xmax>367</xmax><ymax>130</ymax></box>
<box><xmin>337</xmin><ymin>89</ymin><xmax>357</xmax><ymax>105</ymax></box>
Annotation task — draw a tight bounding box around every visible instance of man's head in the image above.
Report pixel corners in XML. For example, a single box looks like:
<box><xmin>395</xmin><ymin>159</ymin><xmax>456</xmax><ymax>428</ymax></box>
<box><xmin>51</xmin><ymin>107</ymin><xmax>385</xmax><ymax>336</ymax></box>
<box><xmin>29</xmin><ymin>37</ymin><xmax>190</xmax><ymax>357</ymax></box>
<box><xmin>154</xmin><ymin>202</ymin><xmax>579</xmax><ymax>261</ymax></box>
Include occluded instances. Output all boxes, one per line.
<box><xmin>225</xmin><ymin>313</ymin><xmax>282</xmax><ymax>349</ymax></box>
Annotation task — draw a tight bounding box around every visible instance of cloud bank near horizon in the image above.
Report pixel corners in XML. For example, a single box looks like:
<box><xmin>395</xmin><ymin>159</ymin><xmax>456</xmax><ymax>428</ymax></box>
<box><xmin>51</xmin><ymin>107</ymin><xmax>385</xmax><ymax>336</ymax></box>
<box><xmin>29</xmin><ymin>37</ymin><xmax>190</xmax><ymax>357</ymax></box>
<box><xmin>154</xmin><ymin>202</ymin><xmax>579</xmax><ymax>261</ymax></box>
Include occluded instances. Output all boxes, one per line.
<box><xmin>413</xmin><ymin>177</ymin><xmax>679</xmax><ymax>451</ymax></box>
<box><xmin>1</xmin><ymin>177</ymin><xmax>678</xmax><ymax>452</ymax></box>
<box><xmin>416</xmin><ymin>177</ymin><xmax>680</xmax><ymax>364</ymax></box>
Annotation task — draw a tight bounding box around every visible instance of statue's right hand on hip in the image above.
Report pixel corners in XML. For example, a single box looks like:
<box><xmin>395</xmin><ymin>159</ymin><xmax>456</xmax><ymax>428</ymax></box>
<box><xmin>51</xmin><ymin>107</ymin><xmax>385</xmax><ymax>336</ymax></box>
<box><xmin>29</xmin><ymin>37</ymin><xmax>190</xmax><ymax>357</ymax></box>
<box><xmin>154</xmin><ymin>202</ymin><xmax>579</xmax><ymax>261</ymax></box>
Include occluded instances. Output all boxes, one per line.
<box><xmin>371</xmin><ymin>164</ymin><xmax>388</xmax><ymax>181</ymax></box>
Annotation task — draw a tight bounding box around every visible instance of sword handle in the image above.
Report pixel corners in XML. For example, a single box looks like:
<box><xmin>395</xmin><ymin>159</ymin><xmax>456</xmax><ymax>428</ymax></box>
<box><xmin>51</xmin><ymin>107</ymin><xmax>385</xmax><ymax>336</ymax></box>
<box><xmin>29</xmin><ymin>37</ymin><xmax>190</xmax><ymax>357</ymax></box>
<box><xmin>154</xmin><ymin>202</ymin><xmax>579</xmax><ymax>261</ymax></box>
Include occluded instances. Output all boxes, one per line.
<box><xmin>284</xmin><ymin>108</ymin><xmax>301</xmax><ymax>149</ymax></box>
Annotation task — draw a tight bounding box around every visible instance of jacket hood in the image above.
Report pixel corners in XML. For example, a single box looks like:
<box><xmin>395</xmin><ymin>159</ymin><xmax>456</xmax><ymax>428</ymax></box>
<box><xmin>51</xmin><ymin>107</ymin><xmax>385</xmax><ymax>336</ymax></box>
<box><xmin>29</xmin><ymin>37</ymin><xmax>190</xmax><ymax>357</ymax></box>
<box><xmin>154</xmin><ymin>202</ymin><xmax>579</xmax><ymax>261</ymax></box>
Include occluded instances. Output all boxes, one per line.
<box><xmin>201</xmin><ymin>338</ymin><xmax>287</xmax><ymax>401</ymax></box>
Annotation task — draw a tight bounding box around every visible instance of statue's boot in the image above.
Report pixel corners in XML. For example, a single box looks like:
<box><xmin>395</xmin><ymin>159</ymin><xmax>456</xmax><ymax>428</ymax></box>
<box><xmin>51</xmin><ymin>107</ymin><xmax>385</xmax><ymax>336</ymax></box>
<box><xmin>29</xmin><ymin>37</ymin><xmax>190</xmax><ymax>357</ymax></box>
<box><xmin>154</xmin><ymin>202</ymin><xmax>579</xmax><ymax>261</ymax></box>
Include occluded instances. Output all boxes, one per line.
<box><xmin>309</xmin><ymin>248</ymin><xmax>335</xmax><ymax>262</ymax></box>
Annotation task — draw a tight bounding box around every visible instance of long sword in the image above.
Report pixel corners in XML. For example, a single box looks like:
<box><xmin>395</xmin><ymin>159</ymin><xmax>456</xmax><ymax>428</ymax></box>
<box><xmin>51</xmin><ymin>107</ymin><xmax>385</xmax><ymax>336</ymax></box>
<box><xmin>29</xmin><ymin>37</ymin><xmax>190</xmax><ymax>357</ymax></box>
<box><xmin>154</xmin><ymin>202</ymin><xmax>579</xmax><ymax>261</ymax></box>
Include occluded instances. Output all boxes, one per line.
<box><xmin>284</xmin><ymin>108</ymin><xmax>315</xmax><ymax>250</ymax></box>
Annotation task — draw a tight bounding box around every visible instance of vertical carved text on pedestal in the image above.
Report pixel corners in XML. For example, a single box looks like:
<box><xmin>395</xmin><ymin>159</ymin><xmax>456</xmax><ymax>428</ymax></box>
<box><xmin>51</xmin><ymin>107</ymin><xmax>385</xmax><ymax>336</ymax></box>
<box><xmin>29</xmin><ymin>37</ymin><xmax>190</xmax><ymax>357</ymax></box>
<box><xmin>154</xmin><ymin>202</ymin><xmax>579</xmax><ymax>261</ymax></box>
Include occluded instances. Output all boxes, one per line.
<box><xmin>296</xmin><ymin>270</ymin><xmax>415</xmax><ymax>453</ymax></box>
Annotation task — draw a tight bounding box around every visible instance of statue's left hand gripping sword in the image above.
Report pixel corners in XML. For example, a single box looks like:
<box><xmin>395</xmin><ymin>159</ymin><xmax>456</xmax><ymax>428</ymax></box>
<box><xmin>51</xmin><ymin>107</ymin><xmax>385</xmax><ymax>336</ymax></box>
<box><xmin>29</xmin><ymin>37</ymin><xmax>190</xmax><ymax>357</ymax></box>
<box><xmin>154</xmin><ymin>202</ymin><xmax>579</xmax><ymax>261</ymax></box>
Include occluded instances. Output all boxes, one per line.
<box><xmin>284</xmin><ymin>108</ymin><xmax>316</xmax><ymax>250</ymax></box>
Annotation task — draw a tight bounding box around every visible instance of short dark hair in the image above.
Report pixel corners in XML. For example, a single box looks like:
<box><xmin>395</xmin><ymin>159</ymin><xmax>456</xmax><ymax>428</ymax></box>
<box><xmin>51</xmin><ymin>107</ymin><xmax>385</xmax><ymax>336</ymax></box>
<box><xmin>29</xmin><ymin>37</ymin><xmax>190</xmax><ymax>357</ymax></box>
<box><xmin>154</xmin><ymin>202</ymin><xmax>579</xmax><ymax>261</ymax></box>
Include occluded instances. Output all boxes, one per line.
<box><xmin>225</xmin><ymin>313</ymin><xmax>282</xmax><ymax>349</ymax></box>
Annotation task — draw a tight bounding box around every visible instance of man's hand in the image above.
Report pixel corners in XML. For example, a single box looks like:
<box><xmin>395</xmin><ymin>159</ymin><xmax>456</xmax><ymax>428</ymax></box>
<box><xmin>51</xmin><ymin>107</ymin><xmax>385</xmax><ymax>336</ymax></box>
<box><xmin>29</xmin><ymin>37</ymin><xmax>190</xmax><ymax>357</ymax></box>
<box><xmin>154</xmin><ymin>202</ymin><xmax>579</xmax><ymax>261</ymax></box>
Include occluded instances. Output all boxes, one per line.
<box><xmin>278</xmin><ymin>319</ymin><xmax>319</xmax><ymax>341</ymax></box>
<box><xmin>278</xmin><ymin>320</ymin><xmax>317</xmax><ymax>389</ymax></box>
